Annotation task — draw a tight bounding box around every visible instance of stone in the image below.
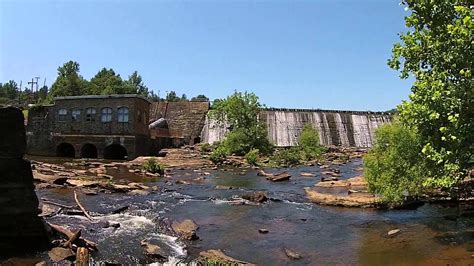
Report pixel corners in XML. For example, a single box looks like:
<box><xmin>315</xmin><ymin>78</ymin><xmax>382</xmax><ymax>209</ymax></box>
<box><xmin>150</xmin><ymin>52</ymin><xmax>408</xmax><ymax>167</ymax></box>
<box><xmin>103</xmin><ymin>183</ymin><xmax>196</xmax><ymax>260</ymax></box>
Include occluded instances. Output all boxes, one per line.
<box><xmin>284</xmin><ymin>248</ymin><xmax>302</xmax><ymax>260</ymax></box>
<box><xmin>387</xmin><ymin>229</ymin><xmax>401</xmax><ymax>237</ymax></box>
<box><xmin>128</xmin><ymin>189</ymin><xmax>150</xmax><ymax>196</ymax></box>
<box><xmin>48</xmin><ymin>247</ymin><xmax>75</xmax><ymax>263</ymax></box>
<box><xmin>198</xmin><ymin>249</ymin><xmax>254</xmax><ymax>265</ymax></box>
<box><xmin>258</xmin><ymin>229</ymin><xmax>269</xmax><ymax>234</ymax></box>
<box><xmin>300</xmin><ymin>172</ymin><xmax>315</xmax><ymax>177</ymax></box>
<box><xmin>141</xmin><ymin>240</ymin><xmax>167</xmax><ymax>259</ymax></box>
<box><xmin>0</xmin><ymin>107</ymin><xmax>26</xmax><ymax>158</ymax></box>
<box><xmin>172</xmin><ymin>219</ymin><xmax>199</xmax><ymax>240</ymax></box>
<box><xmin>266</xmin><ymin>172</ymin><xmax>291</xmax><ymax>182</ymax></box>
<box><xmin>242</xmin><ymin>191</ymin><xmax>268</xmax><ymax>203</ymax></box>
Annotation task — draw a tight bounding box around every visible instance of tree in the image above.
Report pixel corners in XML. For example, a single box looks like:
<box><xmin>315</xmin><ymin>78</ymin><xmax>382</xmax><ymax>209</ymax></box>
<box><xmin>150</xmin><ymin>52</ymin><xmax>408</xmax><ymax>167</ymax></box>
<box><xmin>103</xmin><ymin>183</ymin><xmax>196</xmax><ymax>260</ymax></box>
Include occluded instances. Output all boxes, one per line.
<box><xmin>180</xmin><ymin>94</ymin><xmax>188</xmax><ymax>101</ymax></box>
<box><xmin>165</xmin><ymin>91</ymin><xmax>180</xmax><ymax>102</ymax></box>
<box><xmin>124</xmin><ymin>71</ymin><xmax>149</xmax><ymax>96</ymax></box>
<box><xmin>191</xmin><ymin>94</ymin><xmax>209</xmax><ymax>102</ymax></box>
<box><xmin>88</xmin><ymin>68</ymin><xmax>124</xmax><ymax>95</ymax></box>
<box><xmin>50</xmin><ymin>61</ymin><xmax>87</xmax><ymax>97</ymax></box>
<box><xmin>388</xmin><ymin>0</ymin><xmax>473</xmax><ymax>188</ymax></box>
<box><xmin>210</xmin><ymin>91</ymin><xmax>273</xmax><ymax>156</ymax></box>
<box><xmin>364</xmin><ymin>120</ymin><xmax>426</xmax><ymax>204</ymax></box>
<box><xmin>0</xmin><ymin>80</ymin><xmax>19</xmax><ymax>99</ymax></box>
<box><xmin>298</xmin><ymin>124</ymin><xmax>325</xmax><ymax>160</ymax></box>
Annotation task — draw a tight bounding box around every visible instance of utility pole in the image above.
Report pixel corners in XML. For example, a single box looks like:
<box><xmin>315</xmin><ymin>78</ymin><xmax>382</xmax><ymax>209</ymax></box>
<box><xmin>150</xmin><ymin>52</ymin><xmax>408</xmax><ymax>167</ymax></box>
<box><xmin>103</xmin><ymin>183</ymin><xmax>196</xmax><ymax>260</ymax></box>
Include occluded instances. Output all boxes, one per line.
<box><xmin>35</xmin><ymin>77</ymin><xmax>40</xmax><ymax>92</ymax></box>
<box><xmin>27</xmin><ymin>78</ymin><xmax>38</xmax><ymax>92</ymax></box>
<box><xmin>18</xmin><ymin>81</ymin><xmax>22</xmax><ymax>104</ymax></box>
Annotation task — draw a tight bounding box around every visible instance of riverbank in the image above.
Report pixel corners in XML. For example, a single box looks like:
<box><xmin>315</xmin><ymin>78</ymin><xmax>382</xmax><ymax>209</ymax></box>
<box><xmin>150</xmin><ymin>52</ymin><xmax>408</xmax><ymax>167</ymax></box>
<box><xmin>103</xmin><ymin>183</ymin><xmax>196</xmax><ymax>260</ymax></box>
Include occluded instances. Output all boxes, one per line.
<box><xmin>3</xmin><ymin>147</ymin><xmax>472</xmax><ymax>264</ymax></box>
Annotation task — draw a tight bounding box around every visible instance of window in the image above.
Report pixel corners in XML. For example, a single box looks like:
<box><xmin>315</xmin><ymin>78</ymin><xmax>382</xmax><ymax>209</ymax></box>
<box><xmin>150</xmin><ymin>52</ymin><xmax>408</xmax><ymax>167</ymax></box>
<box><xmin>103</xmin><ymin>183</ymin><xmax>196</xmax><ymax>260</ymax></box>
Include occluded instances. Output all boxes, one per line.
<box><xmin>101</xmin><ymin>107</ymin><xmax>112</xmax><ymax>123</ymax></box>
<box><xmin>137</xmin><ymin>110</ymin><xmax>142</xmax><ymax>122</ymax></box>
<box><xmin>58</xmin><ymin>108</ymin><xmax>67</xmax><ymax>122</ymax></box>
<box><xmin>71</xmin><ymin>109</ymin><xmax>81</xmax><ymax>121</ymax></box>
<box><xmin>118</xmin><ymin>107</ymin><xmax>129</xmax><ymax>123</ymax></box>
<box><xmin>86</xmin><ymin>108</ymin><xmax>96</xmax><ymax>122</ymax></box>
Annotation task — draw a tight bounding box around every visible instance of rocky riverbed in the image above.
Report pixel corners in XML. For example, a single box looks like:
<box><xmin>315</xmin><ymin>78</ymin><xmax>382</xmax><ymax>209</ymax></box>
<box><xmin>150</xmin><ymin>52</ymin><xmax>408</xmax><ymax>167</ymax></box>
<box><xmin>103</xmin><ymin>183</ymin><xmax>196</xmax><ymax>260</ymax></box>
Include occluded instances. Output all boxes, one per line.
<box><xmin>2</xmin><ymin>147</ymin><xmax>474</xmax><ymax>265</ymax></box>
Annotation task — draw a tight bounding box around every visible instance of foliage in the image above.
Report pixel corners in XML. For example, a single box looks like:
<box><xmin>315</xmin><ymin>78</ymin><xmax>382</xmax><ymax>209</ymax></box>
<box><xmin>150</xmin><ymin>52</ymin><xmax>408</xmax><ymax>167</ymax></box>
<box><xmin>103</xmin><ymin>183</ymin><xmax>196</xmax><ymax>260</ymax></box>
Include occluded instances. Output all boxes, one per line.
<box><xmin>298</xmin><ymin>124</ymin><xmax>326</xmax><ymax>160</ymax></box>
<box><xmin>245</xmin><ymin>149</ymin><xmax>260</xmax><ymax>166</ymax></box>
<box><xmin>0</xmin><ymin>80</ymin><xmax>19</xmax><ymax>99</ymax></box>
<box><xmin>210</xmin><ymin>91</ymin><xmax>274</xmax><ymax>156</ymax></box>
<box><xmin>388</xmin><ymin>0</ymin><xmax>473</xmax><ymax>189</ymax></box>
<box><xmin>50</xmin><ymin>61</ymin><xmax>88</xmax><ymax>97</ymax></box>
<box><xmin>200</xmin><ymin>143</ymin><xmax>212</xmax><ymax>153</ymax></box>
<box><xmin>272</xmin><ymin>147</ymin><xmax>302</xmax><ymax>166</ymax></box>
<box><xmin>88</xmin><ymin>68</ymin><xmax>126</xmax><ymax>95</ymax></box>
<box><xmin>209</xmin><ymin>146</ymin><xmax>228</xmax><ymax>164</ymax></box>
<box><xmin>364</xmin><ymin>121</ymin><xmax>427</xmax><ymax>203</ymax></box>
<box><xmin>191</xmin><ymin>94</ymin><xmax>209</xmax><ymax>102</ymax></box>
<box><xmin>142</xmin><ymin>158</ymin><xmax>165</xmax><ymax>175</ymax></box>
<box><xmin>124</xmin><ymin>71</ymin><xmax>149</xmax><ymax>96</ymax></box>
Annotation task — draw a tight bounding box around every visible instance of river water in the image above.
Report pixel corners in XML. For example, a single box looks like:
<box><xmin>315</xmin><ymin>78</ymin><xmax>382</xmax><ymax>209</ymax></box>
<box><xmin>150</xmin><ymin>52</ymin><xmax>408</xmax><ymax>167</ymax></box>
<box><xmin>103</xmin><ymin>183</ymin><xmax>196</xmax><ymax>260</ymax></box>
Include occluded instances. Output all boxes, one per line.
<box><xmin>30</xmin><ymin>158</ymin><xmax>474</xmax><ymax>265</ymax></box>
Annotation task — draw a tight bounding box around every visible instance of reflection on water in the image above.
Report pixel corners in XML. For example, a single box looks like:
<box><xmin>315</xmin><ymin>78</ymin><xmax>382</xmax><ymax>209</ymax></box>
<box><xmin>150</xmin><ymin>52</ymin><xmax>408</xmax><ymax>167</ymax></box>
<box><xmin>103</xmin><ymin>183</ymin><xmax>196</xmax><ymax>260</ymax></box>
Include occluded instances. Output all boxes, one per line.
<box><xmin>30</xmin><ymin>158</ymin><xmax>474</xmax><ymax>265</ymax></box>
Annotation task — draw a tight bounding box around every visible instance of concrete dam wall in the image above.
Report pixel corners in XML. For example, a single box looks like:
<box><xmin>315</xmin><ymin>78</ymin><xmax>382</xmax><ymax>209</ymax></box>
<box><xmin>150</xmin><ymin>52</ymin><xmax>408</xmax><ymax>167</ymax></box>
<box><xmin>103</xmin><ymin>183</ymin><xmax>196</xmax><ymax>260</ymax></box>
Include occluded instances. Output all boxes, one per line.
<box><xmin>201</xmin><ymin>108</ymin><xmax>392</xmax><ymax>148</ymax></box>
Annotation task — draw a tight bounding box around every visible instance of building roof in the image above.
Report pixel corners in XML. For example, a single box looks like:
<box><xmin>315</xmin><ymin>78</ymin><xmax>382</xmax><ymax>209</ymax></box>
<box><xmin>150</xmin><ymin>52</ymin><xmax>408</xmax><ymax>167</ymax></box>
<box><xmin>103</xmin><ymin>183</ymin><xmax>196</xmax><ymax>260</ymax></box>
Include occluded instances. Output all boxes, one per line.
<box><xmin>54</xmin><ymin>94</ymin><xmax>151</xmax><ymax>103</ymax></box>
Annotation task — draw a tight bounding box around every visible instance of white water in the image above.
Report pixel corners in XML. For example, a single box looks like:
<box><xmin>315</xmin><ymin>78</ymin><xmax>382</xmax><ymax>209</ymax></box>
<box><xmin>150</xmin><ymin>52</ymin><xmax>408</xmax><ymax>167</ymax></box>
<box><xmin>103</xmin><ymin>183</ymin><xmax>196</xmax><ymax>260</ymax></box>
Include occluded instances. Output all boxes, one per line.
<box><xmin>201</xmin><ymin>109</ymin><xmax>391</xmax><ymax>147</ymax></box>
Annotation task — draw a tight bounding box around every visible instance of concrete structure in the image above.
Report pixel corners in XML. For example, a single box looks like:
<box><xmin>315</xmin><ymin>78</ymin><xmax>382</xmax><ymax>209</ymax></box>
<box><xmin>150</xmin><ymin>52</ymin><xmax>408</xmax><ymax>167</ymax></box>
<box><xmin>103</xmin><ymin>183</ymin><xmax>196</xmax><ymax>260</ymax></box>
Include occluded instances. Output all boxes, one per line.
<box><xmin>0</xmin><ymin>107</ymin><xmax>49</xmax><ymax>257</ymax></box>
<box><xmin>27</xmin><ymin>95</ymin><xmax>153</xmax><ymax>159</ymax></box>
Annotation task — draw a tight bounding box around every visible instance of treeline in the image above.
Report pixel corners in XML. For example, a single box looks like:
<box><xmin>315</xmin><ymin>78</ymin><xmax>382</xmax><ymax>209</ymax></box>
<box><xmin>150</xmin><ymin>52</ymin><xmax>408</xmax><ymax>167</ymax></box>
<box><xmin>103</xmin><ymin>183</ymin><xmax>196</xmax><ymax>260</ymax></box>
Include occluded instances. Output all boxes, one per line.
<box><xmin>0</xmin><ymin>60</ymin><xmax>209</xmax><ymax>106</ymax></box>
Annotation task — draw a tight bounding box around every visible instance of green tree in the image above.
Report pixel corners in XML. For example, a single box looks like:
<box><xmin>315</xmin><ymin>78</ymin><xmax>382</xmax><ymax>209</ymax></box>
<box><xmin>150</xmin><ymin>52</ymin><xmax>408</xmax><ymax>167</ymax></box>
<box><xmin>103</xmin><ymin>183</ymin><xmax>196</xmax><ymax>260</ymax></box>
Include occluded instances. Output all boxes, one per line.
<box><xmin>88</xmin><ymin>68</ymin><xmax>125</xmax><ymax>95</ymax></box>
<box><xmin>50</xmin><ymin>61</ymin><xmax>87</xmax><ymax>97</ymax></box>
<box><xmin>191</xmin><ymin>94</ymin><xmax>209</xmax><ymax>102</ymax></box>
<box><xmin>389</xmin><ymin>0</ymin><xmax>473</xmax><ymax>188</ymax></box>
<box><xmin>210</xmin><ymin>91</ymin><xmax>273</xmax><ymax>157</ymax></box>
<box><xmin>124</xmin><ymin>71</ymin><xmax>149</xmax><ymax>96</ymax></box>
<box><xmin>298</xmin><ymin>124</ymin><xmax>325</xmax><ymax>160</ymax></box>
<box><xmin>0</xmin><ymin>80</ymin><xmax>19</xmax><ymax>99</ymax></box>
<box><xmin>165</xmin><ymin>91</ymin><xmax>180</xmax><ymax>102</ymax></box>
<box><xmin>364</xmin><ymin>121</ymin><xmax>427</xmax><ymax>203</ymax></box>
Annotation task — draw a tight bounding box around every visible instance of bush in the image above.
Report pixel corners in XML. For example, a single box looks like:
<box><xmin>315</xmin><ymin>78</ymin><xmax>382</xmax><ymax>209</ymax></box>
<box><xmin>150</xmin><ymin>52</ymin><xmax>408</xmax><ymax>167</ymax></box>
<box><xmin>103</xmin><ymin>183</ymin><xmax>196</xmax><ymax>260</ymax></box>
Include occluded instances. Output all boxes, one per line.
<box><xmin>210</xmin><ymin>146</ymin><xmax>228</xmax><ymax>164</ymax></box>
<box><xmin>142</xmin><ymin>158</ymin><xmax>165</xmax><ymax>175</ymax></box>
<box><xmin>245</xmin><ymin>149</ymin><xmax>259</xmax><ymax>165</ymax></box>
<box><xmin>298</xmin><ymin>124</ymin><xmax>325</xmax><ymax>160</ymax></box>
<box><xmin>272</xmin><ymin>147</ymin><xmax>302</xmax><ymax>166</ymax></box>
<box><xmin>200</xmin><ymin>143</ymin><xmax>212</xmax><ymax>153</ymax></box>
<box><xmin>364</xmin><ymin>121</ymin><xmax>427</xmax><ymax>203</ymax></box>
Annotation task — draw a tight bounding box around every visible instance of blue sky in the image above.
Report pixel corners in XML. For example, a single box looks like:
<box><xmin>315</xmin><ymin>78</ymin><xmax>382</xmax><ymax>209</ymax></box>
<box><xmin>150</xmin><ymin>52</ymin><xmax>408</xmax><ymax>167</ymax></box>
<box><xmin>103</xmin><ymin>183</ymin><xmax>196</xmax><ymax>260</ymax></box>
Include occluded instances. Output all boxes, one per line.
<box><xmin>0</xmin><ymin>0</ymin><xmax>411</xmax><ymax>111</ymax></box>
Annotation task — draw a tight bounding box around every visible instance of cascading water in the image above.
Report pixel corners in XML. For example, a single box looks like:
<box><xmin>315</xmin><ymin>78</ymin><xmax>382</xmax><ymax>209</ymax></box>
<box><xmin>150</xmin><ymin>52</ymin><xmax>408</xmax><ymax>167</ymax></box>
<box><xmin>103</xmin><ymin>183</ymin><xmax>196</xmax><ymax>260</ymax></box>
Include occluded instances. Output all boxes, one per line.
<box><xmin>201</xmin><ymin>109</ymin><xmax>392</xmax><ymax>148</ymax></box>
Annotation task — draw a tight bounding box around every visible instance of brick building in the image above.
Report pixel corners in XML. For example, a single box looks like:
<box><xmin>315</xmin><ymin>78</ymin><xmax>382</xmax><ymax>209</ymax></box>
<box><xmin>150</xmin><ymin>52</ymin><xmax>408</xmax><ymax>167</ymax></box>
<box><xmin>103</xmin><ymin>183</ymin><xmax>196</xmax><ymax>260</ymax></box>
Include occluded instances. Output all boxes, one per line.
<box><xmin>27</xmin><ymin>94</ymin><xmax>153</xmax><ymax>159</ymax></box>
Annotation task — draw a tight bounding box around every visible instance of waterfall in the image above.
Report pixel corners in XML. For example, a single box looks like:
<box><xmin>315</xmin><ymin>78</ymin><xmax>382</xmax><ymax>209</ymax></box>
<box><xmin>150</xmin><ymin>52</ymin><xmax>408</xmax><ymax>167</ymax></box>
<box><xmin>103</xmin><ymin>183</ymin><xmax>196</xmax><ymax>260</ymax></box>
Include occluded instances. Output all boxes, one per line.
<box><xmin>200</xmin><ymin>109</ymin><xmax>391</xmax><ymax>148</ymax></box>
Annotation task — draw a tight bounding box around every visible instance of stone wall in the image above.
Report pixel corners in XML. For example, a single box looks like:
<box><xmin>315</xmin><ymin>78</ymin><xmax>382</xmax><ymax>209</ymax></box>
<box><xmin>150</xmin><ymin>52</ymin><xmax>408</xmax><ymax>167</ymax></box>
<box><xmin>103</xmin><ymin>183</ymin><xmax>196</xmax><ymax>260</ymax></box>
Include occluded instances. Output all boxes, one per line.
<box><xmin>0</xmin><ymin>107</ymin><xmax>49</xmax><ymax>257</ymax></box>
<box><xmin>149</xmin><ymin>102</ymin><xmax>209</xmax><ymax>145</ymax></box>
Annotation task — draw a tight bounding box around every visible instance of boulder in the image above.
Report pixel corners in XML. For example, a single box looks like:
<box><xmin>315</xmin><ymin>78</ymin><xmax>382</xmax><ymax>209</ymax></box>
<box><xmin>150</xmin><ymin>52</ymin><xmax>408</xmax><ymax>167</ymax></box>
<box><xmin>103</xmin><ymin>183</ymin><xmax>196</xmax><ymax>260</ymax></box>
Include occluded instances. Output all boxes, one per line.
<box><xmin>300</xmin><ymin>172</ymin><xmax>315</xmax><ymax>177</ymax></box>
<box><xmin>172</xmin><ymin>219</ymin><xmax>199</xmax><ymax>240</ymax></box>
<box><xmin>387</xmin><ymin>229</ymin><xmax>401</xmax><ymax>237</ymax></box>
<box><xmin>242</xmin><ymin>191</ymin><xmax>268</xmax><ymax>203</ymax></box>
<box><xmin>48</xmin><ymin>247</ymin><xmax>75</xmax><ymax>263</ymax></box>
<box><xmin>141</xmin><ymin>240</ymin><xmax>167</xmax><ymax>259</ymax></box>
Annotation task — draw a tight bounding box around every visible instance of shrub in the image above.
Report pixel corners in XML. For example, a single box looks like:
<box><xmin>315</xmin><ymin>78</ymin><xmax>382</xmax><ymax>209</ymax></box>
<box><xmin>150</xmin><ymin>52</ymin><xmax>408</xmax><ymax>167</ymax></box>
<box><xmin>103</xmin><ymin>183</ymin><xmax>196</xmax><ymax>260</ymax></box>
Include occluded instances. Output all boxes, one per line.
<box><xmin>364</xmin><ymin>120</ymin><xmax>427</xmax><ymax>203</ymax></box>
<box><xmin>298</xmin><ymin>124</ymin><xmax>325</xmax><ymax>160</ymax></box>
<box><xmin>142</xmin><ymin>158</ymin><xmax>165</xmax><ymax>175</ymax></box>
<box><xmin>245</xmin><ymin>149</ymin><xmax>259</xmax><ymax>166</ymax></box>
<box><xmin>200</xmin><ymin>143</ymin><xmax>212</xmax><ymax>153</ymax></box>
<box><xmin>210</xmin><ymin>146</ymin><xmax>228</xmax><ymax>164</ymax></box>
<box><xmin>272</xmin><ymin>147</ymin><xmax>302</xmax><ymax>166</ymax></box>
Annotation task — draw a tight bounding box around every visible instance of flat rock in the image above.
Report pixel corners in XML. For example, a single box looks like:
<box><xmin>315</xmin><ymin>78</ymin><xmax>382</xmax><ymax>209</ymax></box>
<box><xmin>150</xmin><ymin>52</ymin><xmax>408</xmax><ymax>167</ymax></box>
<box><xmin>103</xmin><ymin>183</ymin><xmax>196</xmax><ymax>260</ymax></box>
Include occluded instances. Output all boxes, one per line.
<box><xmin>305</xmin><ymin>188</ymin><xmax>379</xmax><ymax>208</ymax></box>
<box><xmin>387</xmin><ymin>229</ymin><xmax>401</xmax><ymax>237</ymax></box>
<box><xmin>172</xmin><ymin>219</ymin><xmax>199</xmax><ymax>240</ymax></box>
<box><xmin>141</xmin><ymin>240</ymin><xmax>167</xmax><ymax>259</ymax></box>
<box><xmin>48</xmin><ymin>247</ymin><xmax>75</xmax><ymax>263</ymax></box>
<box><xmin>300</xmin><ymin>172</ymin><xmax>315</xmax><ymax>177</ymax></box>
<box><xmin>266</xmin><ymin>172</ymin><xmax>291</xmax><ymax>182</ymax></box>
<box><xmin>199</xmin><ymin>249</ymin><xmax>255</xmax><ymax>265</ymax></box>
<box><xmin>66</xmin><ymin>179</ymin><xmax>101</xmax><ymax>187</ymax></box>
<box><xmin>284</xmin><ymin>248</ymin><xmax>302</xmax><ymax>260</ymax></box>
<box><xmin>258</xmin><ymin>229</ymin><xmax>269</xmax><ymax>234</ymax></box>
<box><xmin>128</xmin><ymin>189</ymin><xmax>150</xmax><ymax>196</ymax></box>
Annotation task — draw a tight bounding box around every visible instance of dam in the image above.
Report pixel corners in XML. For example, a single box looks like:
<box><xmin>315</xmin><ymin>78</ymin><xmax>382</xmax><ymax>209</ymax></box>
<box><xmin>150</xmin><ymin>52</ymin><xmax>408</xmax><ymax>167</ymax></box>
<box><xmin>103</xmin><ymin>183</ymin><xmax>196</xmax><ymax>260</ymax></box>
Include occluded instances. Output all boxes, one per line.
<box><xmin>201</xmin><ymin>108</ymin><xmax>392</xmax><ymax>148</ymax></box>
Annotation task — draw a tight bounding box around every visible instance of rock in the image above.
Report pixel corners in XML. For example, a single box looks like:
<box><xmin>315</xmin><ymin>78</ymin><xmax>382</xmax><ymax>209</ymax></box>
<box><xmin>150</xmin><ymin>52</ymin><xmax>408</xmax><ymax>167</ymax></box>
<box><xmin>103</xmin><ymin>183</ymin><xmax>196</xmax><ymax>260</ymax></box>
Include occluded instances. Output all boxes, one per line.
<box><xmin>98</xmin><ymin>174</ymin><xmax>114</xmax><ymax>180</ymax></box>
<box><xmin>215</xmin><ymin>185</ymin><xmax>233</xmax><ymax>190</ymax></box>
<box><xmin>48</xmin><ymin>247</ymin><xmax>75</xmax><ymax>263</ymax></box>
<box><xmin>242</xmin><ymin>191</ymin><xmax>268</xmax><ymax>203</ymax></box>
<box><xmin>82</xmin><ymin>188</ymin><xmax>98</xmax><ymax>195</ymax></box>
<box><xmin>66</xmin><ymin>179</ymin><xmax>101</xmax><ymax>187</ymax></box>
<box><xmin>198</xmin><ymin>249</ymin><xmax>254</xmax><ymax>265</ymax></box>
<box><xmin>266</xmin><ymin>172</ymin><xmax>291</xmax><ymax>182</ymax></box>
<box><xmin>300</xmin><ymin>172</ymin><xmax>315</xmax><ymax>177</ymax></box>
<box><xmin>128</xmin><ymin>189</ymin><xmax>150</xmax><ymax>196</ymax></box>
<box><xmin>175</xmin><ymin>180</ymin><xmax>191</xmax><ymax>185</ymax></box>
<box><xmin>387</xmin><ymin>229</ymin><xmax>401</xmax><ymax>237</ymax></box>
<box><xmin>284</xmin><ymin>248</ymin><xmax>302</xmax><ymax>260</ymax></box>
<box><xmin>257</xmin><ymin>169</ymin><xmax>270</xmax><ymax>176</ymax></box>
<box><xmin>100</xmin><ymin>220</ymin><xmax>121</xmax><ymax>229</ymax></box>
<box><xmin>305</xmin><ymin>188</ymin><xmax>379</xmax><ymax>208</ymax></box>
<box><xmin>258</xmin><ymin>229</ymin><xmax>269</xmax><ymax>234</ymax></box>
<box><xmin>172</xmin><ymin>219</ymin><xmax>199</xmax><ymax>240</ymax></box>
<box><xmin>141</xmin><ymin>240</ymin><xmax>167</xmax><ymax>259</ymax></box>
